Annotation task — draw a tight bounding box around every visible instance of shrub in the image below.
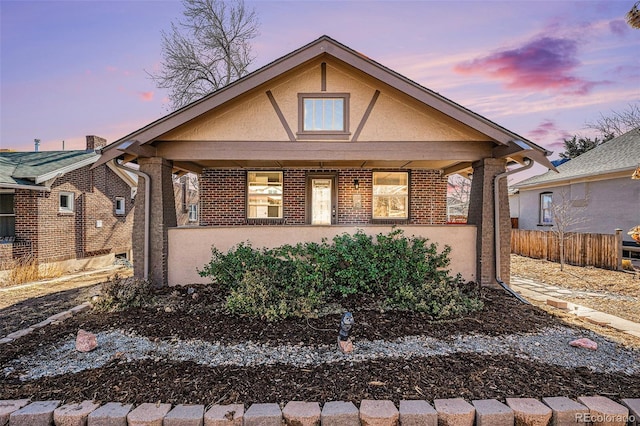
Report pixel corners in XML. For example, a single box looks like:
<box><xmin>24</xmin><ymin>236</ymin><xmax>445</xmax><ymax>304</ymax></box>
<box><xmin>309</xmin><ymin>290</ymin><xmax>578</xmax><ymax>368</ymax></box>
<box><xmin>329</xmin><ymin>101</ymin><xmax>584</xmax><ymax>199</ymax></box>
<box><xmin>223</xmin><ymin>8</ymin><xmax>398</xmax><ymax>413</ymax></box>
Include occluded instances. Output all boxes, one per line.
<box><xmin>93</xmin><ymin>275</ymin><xmax>153</xmax><ymax>312</ymax></box>
<box><xmin>199</xmin><ymin>229</ymin><xmax>483</xmax><ymax>320</ymax></box>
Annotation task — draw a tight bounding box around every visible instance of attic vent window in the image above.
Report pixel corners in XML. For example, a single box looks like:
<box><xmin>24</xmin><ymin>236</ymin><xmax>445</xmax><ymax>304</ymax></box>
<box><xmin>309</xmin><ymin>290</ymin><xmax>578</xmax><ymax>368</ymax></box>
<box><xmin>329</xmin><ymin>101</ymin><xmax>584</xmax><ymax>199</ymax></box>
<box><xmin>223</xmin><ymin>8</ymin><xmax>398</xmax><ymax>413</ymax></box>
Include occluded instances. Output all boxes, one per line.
<box><xmin>59</xmin><ymin>191</ymin><xmax>75</xmax><ymax>213</ymax></box>
<box><xmin>297</xmin><ymin>93</ymin><xmax>350</xmax><ymax>140</ymax></box>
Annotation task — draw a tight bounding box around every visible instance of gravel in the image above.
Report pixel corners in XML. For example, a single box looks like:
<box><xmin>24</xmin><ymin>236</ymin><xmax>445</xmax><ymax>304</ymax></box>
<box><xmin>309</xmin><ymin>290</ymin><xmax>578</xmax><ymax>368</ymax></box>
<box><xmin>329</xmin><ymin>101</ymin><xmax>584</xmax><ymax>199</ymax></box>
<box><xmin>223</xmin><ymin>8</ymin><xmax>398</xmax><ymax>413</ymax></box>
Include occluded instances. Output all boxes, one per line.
<box><xmin>5</xmin><ymin>325</ymin><xmax>639</xmax><ymax>381</ymax></box>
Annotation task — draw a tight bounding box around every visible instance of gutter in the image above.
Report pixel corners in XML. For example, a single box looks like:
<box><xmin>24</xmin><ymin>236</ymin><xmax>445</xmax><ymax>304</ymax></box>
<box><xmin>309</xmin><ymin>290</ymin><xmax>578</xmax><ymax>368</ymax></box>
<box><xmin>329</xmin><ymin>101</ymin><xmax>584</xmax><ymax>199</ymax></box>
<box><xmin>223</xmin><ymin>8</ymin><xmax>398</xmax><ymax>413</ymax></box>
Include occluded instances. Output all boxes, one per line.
<box><xmin>494</xmin><ymin>159</ymin><xmax>533</xmax><ymax>304</ymax></box>
<box><xmin>112</xmin><ymin>159</ymin><xmax>150</xmax><ymax>281</ymax></box>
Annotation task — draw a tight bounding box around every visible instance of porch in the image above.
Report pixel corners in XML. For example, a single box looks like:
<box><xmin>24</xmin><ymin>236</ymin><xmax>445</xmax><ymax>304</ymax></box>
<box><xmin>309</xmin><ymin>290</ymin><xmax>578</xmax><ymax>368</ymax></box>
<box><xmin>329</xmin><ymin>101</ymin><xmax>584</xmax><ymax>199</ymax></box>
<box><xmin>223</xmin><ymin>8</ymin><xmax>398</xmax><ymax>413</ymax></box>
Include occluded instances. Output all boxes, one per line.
<box><xmin>167</xmin><ymin>224</ymin><xmax>476</xmax><ymax>286</ymax></box>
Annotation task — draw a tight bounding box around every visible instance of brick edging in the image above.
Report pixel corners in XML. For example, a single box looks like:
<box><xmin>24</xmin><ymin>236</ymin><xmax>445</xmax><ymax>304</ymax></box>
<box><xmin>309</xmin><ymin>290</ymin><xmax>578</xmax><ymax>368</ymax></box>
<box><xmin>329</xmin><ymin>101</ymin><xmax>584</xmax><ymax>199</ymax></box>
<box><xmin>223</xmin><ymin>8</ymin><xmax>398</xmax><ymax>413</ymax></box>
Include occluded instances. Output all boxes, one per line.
<box><xmin>1</xmin><ymin>396</ymin><xmax>638</xmax><ymax>426</ymax></box>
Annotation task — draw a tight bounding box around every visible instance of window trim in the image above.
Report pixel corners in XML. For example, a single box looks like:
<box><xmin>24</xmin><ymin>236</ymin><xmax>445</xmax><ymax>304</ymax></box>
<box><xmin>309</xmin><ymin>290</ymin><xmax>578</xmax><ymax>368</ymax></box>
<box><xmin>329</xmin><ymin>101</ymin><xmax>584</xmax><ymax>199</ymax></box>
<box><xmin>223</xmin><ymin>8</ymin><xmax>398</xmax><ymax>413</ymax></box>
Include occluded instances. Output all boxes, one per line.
<box><xmin>372</xmin><ymin>171</ymin><xmax>410</xmax><ymax>220</ymax></box>
<box><xmin>246</xmin><ymin>171</ymin><xmax>284</xmax><ymax>220</ymax></box>
<box><xmin>59</xmin><ymin>191</ymin><xmax>75</xmax><ymax>214</ymax></box>
<box><xmin>115</xmin><ymin>197</ymin><xmax>125</xmax><ymax>215</ymax></box>
<box><xmin>297</xmin><ymin>93</ymin><xmax>350</xmax><ymax>140</ymax></box>
<box><xmin>539</xmin><ymin>192</ymin><xmax>553</xmax><ymax>226</ymax></box>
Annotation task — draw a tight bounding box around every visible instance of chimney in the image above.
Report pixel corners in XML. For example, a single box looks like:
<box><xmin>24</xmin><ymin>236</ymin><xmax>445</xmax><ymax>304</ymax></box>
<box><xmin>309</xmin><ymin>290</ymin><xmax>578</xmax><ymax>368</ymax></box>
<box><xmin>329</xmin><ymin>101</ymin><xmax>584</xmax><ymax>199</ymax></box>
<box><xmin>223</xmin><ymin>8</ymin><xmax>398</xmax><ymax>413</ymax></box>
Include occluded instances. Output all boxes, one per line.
<box><xmin>34</xmin><ymin>139</ymin><xmax>40</xmax><ymax>152</ymax></box>
<box><xmin>86</xmin><ymin>135</ymin><xmax>107</xmax><ymax>151</ymax></box>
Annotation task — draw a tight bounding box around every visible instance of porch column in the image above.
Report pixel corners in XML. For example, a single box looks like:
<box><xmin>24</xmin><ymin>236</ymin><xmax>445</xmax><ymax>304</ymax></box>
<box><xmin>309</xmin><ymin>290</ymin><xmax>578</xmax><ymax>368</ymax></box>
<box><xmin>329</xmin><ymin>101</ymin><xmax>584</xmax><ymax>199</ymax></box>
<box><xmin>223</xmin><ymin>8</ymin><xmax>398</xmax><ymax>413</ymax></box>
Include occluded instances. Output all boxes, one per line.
<box><xmin>133</xmin><ymin>157</ymin><xmax>177</xmax><ymax>286</ymax></box>
<box><xmin>467</xmin><ymin>158</ymin><xmax>510</xmax><ymax>287</ymax></box>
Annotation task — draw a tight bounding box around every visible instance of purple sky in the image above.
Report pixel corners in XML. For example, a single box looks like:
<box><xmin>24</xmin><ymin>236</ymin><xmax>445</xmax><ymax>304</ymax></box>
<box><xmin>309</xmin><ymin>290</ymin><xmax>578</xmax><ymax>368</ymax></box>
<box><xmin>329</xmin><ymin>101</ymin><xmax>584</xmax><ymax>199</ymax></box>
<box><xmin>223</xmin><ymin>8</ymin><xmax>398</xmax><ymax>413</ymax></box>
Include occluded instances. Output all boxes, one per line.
<box><xmin>2</xmin><ymin>0</ymin><xmax>639</xmax><ymax>177</ymax></box>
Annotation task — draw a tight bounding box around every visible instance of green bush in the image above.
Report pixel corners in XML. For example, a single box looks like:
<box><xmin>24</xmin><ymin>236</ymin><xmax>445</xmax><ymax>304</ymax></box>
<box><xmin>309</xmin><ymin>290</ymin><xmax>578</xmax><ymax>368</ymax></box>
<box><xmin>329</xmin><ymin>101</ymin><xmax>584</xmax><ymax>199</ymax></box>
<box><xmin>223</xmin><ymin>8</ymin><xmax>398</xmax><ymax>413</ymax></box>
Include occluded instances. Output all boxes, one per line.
<box><xmin>93</xmin><ymin>275</ymin><xmax>153</xmax><ymax>312</ymax></box>
<box><xmin>199</xmin><ymin>229</ymin><xmax>483</xmax><ymax>320</ymax></box>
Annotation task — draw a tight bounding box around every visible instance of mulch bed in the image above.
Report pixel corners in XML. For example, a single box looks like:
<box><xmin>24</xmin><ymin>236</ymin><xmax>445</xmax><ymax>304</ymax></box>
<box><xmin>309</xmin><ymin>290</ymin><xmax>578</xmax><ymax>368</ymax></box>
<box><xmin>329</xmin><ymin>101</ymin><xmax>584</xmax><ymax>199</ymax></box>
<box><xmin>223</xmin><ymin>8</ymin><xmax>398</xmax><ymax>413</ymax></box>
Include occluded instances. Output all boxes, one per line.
<box><xmin>1</xmin><ymin>286</ymin><xmax>639</xmax><ymax>405</ymax></box>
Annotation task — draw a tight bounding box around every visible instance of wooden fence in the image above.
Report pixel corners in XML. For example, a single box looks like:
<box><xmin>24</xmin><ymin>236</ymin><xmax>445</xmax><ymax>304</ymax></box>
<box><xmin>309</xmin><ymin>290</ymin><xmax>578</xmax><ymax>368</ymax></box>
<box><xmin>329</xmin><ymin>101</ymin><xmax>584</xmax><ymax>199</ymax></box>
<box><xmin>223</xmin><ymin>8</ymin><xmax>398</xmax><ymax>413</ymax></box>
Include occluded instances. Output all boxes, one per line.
<box><xmin>511</xmin><ymin>229</ymin><xmax>622</xmax><ymax>270</ymax></box>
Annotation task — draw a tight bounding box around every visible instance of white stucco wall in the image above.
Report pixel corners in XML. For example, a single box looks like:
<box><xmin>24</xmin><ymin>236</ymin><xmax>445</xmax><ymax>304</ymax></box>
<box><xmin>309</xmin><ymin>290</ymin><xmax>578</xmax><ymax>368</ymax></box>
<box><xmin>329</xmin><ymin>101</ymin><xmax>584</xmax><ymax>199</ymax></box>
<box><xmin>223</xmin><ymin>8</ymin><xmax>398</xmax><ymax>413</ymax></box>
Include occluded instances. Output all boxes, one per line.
<box><xmin>168</xmin><ymin>225</ymin><xmax>477</xmax><ymax>286</ymax></box>
<box><xmin>515</xmin><ymin>177</ymin><xmax>640</xmax><ymax>241</ymax></box>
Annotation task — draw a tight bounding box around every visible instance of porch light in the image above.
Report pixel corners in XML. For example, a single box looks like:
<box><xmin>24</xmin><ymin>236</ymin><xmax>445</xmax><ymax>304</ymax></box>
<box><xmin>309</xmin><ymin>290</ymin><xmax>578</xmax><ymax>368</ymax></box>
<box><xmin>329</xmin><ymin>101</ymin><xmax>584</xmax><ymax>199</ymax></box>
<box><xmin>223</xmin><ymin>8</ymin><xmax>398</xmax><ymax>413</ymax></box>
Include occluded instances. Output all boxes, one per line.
<box><xmin>338</xmin><ymin>312</ymin><xmax>354</xmax><ymax>353</ymax></box>
<box><xmin>353</xmin><ymin>179</ymin><xmax>359</xmax><ymax>189</ymax></box>
<box><xmin>632</xmin><ymin>164</ymin><xmax>640</xmax><ymax>180</ymax></box>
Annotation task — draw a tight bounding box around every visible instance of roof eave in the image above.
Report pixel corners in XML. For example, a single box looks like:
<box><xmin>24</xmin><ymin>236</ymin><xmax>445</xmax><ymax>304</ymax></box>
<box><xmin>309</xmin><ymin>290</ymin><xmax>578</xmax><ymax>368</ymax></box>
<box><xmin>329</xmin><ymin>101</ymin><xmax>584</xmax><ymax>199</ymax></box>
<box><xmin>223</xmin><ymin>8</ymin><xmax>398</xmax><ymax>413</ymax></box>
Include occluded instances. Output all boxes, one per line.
<box><xmin>34</xmin><ymin>155</ymin><xmax>98</xmax><ymax>184</ymax></box>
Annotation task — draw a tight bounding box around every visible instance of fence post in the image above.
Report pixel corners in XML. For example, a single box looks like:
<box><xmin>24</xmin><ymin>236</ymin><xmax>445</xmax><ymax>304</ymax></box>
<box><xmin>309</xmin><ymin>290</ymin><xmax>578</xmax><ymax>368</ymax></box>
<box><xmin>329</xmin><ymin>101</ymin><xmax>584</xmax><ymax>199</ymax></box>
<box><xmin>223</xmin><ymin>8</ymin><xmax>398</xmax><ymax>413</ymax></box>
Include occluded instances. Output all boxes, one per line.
<box><xmin>615</xmin><ymin>228</ymin><xmax>623</xmax><ymax>270</ymax></box>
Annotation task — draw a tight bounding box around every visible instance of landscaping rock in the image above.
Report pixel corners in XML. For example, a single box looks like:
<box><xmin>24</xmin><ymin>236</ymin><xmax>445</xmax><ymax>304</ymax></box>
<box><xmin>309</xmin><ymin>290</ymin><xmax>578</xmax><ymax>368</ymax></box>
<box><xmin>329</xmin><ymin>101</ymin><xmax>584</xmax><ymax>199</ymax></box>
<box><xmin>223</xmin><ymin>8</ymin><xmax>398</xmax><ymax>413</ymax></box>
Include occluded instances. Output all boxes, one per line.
<box><xmin>244</xmin><ymin>403</ymin><xmax>281</xmax><ymax>426</ymax></box>
<box><xmin>164</xmin><ymin>404</ymin><xmax>205</xmax><ymax>426</ymax></box>
<box><xmin>0</xmin><ymin>399</ymin><xmax>30</xmax><ymax>425</ymax></box>
<box><xmin>9</xmin><ymin>400</ymin><xmax>60</xmax><ymax>426</ymax></box>
<box><xmin>433</xmin><ymin>398</ymin><xmax>474</xmax><ymax>426</ymax></box>
<box><xmin>506</xmin><ymin>398</ymin><xmax>552</xmax><ymax>426</ymax></box>
<box><xmin>75</xmin><ymin>329</ymin><xmax>98</xmax><ymax>352</ymax></box>
<box><xmin>398</xmin><ymin>400</ymin><xmax>437</xmax><ymax>426</ymax></box>
<box><xmin>569</xmin><ymin>338</ymin><xmax>598</xmax><ymax>351</ymax></box>
<box><xmin>472</xmin><ymin>399</ymin><xmax>513</xmax><ymax>426</ymax></box>
<box><xmin>87</xmin><ymin>402</ymin><xmax>133</xmax><ymax>426</ymax></box>
<box><xmin>359</xmin><ymin>400</ymin><xmax>399</xmax><ymax>426</ymax></box>
<box><xmin>541</xmin><ymin>396</ymin><xmax>589</xmax><ymax>425</ymax></box>
<box><xmin>126</xmin><ymin>402</ymin><xmax>172</xmax><ymax>426</ymax></box>
<box><xmin>577</xmin><ymin>396</ymin><xmax>628</xmax><ymax>426</ymax></box>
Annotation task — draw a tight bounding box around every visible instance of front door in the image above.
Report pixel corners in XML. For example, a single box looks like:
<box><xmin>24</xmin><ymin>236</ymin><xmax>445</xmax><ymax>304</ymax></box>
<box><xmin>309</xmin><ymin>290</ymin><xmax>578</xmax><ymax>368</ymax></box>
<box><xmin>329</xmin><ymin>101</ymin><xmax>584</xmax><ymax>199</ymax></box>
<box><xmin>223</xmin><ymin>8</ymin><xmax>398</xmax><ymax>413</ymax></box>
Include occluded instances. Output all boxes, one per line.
<box><xmin>311</xmin><ymin>178</ymin><xmax>333</xmax><ymax>225</ymax></box>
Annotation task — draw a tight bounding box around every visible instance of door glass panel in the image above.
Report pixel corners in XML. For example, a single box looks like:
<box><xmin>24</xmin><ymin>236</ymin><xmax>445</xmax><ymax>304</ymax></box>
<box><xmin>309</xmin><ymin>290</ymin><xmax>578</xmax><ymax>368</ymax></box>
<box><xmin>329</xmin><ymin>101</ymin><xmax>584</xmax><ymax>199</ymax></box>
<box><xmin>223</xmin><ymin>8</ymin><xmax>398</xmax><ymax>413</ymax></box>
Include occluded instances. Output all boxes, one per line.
<box><xmin>312</xmin><ymin>179</ymin><xmax>332</xmax><ymax>225</ymax></box>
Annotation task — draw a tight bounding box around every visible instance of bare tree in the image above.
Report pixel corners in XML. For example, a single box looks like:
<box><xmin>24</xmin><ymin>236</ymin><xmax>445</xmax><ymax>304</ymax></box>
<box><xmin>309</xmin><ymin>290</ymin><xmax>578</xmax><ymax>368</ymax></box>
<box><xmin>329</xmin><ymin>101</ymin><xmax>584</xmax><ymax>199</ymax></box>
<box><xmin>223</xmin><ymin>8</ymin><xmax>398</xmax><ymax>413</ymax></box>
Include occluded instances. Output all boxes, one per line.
<box><xmin>585</xmin><ymin>103</ymin><xmax>640</xmax><ymax>139</ymax></box>
<box><xmin>549</xmin><ymin>190</ymin><xmax>587</xmax><ymax>271</ymax></box>
<box><xmin>150</xmin><ymin>0</ymin><xmax>259</xmax><ymax>110</ymax></box>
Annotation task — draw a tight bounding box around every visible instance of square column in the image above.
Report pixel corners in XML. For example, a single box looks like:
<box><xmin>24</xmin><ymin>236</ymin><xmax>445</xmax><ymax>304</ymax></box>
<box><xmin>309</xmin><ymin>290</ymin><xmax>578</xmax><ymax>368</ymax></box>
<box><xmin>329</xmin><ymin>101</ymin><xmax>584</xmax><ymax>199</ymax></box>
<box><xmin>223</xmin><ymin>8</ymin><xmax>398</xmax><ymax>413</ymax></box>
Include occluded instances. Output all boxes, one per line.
<box><xmin>134</xmin><ymin>157</ymin><xmax>177</xmax><ymax>286</ymax></box>
<box><xmin>467</xmin><ymin>158</ymin><xmax>510</xmax><ymax>287</ymax></box>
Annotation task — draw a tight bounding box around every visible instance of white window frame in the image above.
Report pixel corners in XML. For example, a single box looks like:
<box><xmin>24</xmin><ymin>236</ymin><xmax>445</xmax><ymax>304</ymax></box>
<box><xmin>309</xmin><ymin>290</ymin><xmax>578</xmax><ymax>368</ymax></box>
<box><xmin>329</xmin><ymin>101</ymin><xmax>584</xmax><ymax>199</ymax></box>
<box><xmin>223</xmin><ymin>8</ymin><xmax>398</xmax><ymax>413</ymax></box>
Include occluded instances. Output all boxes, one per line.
<box><xmin>115</xmin><ymin>197</ymin><xmax>125</xmax><ymax>215</ymax></box>
<box><xmin>372</xmin><ymin>172</ymin><xmax>409</xmax><ymax>219</ymax></box>
<box><xmin>188</xmin><ymin>203</ymin><xmax>198</xmax><ymax>222</ymax></box>
<box><xmin>0</xmin><ymin>190</ymin><xmax>15</xmax><ymax>238</ymax></box>
<box><xmin>59</xmin><ymin>191</ymin><xmax>75</xmax><ymax>213</ymax></box>
<box><xmin>539</xmin><ymin>192</ymin><xmax>553</xmax><ymax>225</ymax></box>
<box><xmin>247</xmin><ymin>171</ymin><xmax>283</xmax><ymax>219</ymax></box>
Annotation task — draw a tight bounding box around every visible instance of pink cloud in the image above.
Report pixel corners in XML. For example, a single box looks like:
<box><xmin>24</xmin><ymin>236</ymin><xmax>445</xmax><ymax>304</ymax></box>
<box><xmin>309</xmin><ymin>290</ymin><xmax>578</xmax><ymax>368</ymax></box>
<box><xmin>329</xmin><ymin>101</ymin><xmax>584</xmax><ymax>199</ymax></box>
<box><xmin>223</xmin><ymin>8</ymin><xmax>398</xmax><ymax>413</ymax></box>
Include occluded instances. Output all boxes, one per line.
<box><xmin>138</xmin><ymin>91</ymin><xmax>154</xmax><ymax>102</ymax></box>
<box><xmin>526</xmin><ymin>119</ymin><xmax>572</xmax><ymax>152</ymax></box>
<box><xmin>454</xmin><ymin>36</ymin><xmax>606</xmax><ymax>95</ymax></box>
<box><xmin>106</xmin><ymin>66</ymin><xmax>118</xmax><ymax>73</ymax></box>
<box><xmin>609</xmin><ymin>19</ymin><xmax>628</xmax><ymax>36</ymax></box>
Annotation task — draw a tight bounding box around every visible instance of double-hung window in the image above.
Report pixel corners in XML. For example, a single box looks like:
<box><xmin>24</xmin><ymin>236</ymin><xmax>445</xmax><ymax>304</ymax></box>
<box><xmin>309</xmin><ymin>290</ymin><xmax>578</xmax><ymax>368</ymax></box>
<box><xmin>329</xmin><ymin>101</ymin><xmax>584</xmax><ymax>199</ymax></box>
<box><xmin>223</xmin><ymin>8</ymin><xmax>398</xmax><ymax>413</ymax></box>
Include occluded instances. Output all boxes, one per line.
<box><xmin>373</xmin><ymin>172</ymin><xmax>408</xmax><ymax>219</ymax></box>
<box><xmin>298</xmin><ymin>93</ymin><xmax>349</xmax><ymax>139</ymax></box>
<box><xmin>115</xmin><ymin>197</ymin><xmax>125</xmax><ymax>215</ymax></box>
<box><xmin>539</xmin><ymin>192</ymin><xmax>553</xmax><ymax>225</ymax></box>
<box><xmin>0</xmin><ymin>192</ymin><xmax>15</xmax><ymax>238</ymax></box>
<box><xmin>247</xmin><ymin>172</ymin><xmax>283</xmax><ymax>219</ymax></box>
<box><xmin>188</xmin><ymin>204</ymin><xmax>198</xmax><ymax>222</ymax></box>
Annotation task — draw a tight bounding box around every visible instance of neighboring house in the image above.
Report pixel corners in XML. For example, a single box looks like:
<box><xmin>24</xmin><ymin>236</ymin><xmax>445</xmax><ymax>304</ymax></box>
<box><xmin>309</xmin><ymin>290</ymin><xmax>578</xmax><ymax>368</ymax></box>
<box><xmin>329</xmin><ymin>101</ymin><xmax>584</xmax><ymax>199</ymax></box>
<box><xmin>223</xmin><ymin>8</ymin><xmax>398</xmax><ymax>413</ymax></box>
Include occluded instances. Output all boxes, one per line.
<box><xmin>174</xmin><ymin>174</ymin><xmax>199</xmax><ymax>226</ymax></box>
<box><xmin>95</xmin><ymin>36</ymin><xmax>553</xmax><ymax>287</ymax></box>
<box><xmin>511</xmin><ymin>127</ymin><xmax>640</xmax><ymax>245</ymax></box>
<box><xmin>0</xmin><ymin>136</ymin><xmax>136</xmax><ymax>273</ymax></box>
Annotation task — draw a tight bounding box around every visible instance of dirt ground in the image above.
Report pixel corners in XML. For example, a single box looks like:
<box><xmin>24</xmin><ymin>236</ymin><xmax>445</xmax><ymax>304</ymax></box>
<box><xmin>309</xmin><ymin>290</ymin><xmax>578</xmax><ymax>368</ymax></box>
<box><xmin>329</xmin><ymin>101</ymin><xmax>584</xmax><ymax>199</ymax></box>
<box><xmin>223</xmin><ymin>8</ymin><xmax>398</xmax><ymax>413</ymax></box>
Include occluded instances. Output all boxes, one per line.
<box><xmin>0</xmin><ymin>267</ymin><xmax>131</xmax><ymax>337</ymax></box>
<box><xmin>511</xmin><ymin>254</ymin><xmax>640</xmax><ymax>324</ymax></box>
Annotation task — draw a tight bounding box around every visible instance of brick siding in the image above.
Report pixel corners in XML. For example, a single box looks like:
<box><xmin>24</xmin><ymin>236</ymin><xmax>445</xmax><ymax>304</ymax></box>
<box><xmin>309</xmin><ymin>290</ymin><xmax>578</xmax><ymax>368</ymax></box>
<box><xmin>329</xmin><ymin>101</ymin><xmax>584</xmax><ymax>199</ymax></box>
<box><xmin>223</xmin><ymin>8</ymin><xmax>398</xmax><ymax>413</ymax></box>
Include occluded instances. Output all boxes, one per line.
<box><xmin>0</xmin><ymin>165</ymin><xmax>133</xmax><ymax>268</ymax></box>
<box><xmin>199</xmin><ymin>168</ymin><xmax>447</xmax><ymax>226</ymax></box>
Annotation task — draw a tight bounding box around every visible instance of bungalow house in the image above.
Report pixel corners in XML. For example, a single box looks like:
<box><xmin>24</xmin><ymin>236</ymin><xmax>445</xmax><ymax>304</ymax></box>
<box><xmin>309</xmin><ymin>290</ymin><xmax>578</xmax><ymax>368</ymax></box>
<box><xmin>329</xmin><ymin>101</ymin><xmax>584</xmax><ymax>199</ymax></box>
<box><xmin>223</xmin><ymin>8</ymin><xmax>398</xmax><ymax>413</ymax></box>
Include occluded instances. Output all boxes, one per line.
<box><xmin>95</xmin><ymin>36</ymin><xmax>554</xmax><ymax>288</ymax></box>
<box><xmin>0</xmin><ymin>136</ymin><xmax>136</xmax><ymax>274</ymax></box>
<box><xmin>511</xmin><ymin>127</ymin><xmax>640</xmax><ymax>250</ymax></box>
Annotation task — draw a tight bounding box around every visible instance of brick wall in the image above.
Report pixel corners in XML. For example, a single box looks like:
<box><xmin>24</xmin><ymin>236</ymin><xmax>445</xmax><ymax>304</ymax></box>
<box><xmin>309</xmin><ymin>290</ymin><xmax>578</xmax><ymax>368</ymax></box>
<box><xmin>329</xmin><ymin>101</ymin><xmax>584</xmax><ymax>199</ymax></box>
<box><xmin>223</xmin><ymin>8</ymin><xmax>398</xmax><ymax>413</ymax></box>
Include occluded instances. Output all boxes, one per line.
<box><xmin>200</xmin><ymin>168</ymin><xmax>447</xmax><ymax>226</ymax></box>
<box><xmin>0</xmin><ymin>164</ymin><xmax>133</xmax><ymax>268</ymax></box>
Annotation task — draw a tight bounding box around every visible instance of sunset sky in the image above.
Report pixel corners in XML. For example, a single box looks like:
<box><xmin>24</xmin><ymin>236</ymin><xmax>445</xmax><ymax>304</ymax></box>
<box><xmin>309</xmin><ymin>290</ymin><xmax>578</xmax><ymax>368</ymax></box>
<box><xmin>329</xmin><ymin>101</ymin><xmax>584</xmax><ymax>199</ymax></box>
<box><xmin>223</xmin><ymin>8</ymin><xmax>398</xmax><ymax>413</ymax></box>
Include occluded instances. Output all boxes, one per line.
<box><xmin>1</xmin><ymin>0</ymin><xmax>638</xmax><ymax>178</ymax></box>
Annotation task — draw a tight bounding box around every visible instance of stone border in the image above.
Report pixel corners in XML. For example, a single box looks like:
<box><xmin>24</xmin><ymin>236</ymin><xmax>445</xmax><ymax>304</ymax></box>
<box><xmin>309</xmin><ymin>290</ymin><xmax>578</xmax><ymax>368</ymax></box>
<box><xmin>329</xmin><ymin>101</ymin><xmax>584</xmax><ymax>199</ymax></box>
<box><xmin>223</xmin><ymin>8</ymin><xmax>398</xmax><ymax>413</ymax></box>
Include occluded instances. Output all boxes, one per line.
<box><xmin>0</xmin><ymin>302</ymin><xmax>91</xmax><ymax>345</ymax></box>
<box><xmin>1</xmin><ymin>396</ymin><xmax>637</xmax><ymax>426</ymax></box>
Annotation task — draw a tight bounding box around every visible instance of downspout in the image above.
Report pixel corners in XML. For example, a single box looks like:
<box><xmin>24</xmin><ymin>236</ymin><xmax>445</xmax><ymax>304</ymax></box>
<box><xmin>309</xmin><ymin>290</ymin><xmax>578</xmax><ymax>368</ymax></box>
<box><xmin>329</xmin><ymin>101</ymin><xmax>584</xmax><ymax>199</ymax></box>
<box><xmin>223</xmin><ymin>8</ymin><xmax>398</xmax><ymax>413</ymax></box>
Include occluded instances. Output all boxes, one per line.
<box><xmin>112</xmin><ymin>159</ymin><xmax>150</xmax><ymax>280</ymax></box>
<box><xmin>494</xmin><ymin>158</ymin><xmax>533</xmax><ymax>304</ymax></box>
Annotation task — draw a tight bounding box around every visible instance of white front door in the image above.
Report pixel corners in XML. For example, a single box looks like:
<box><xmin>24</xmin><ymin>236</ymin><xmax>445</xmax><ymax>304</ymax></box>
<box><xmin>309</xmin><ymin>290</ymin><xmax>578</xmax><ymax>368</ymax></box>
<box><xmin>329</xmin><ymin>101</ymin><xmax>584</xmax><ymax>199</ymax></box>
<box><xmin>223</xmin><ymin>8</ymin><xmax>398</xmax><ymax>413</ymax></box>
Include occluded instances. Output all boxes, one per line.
<box><xmin>311</xmin><ymin>178</ymin><xmax>332</xmax><ymax>225</ymax></box>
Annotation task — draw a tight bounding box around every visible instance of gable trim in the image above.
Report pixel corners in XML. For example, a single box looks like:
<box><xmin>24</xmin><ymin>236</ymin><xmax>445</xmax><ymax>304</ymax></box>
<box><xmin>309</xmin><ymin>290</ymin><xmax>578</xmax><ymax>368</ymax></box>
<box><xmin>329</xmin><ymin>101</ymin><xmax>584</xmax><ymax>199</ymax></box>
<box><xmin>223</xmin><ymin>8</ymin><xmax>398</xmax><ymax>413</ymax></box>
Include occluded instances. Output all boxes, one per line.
<box><xmin>34</xmin><ymin>155</ymin><xmax>99</xmax><ymax>184</ymax></box>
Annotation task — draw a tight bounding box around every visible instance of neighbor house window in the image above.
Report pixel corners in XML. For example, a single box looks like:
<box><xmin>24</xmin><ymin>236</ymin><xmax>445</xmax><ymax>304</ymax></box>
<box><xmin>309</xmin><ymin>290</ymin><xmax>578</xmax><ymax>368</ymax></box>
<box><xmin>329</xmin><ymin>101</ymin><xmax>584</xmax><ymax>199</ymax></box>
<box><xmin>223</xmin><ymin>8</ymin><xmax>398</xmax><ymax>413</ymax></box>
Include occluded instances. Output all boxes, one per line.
<box><xmin>298</xmin><ymin>93</ymin><xmax>349</xmax><ymax>138</ymax></box>
<box><xmin>247</xmin><ymin>172</ymin><xmax>283</xmax><ymax>219</ymax></box>
<box><xmin>59</xmin><ymin>191</ymin><xmax>75</xmax><ymax>213</ymax></box>
<box><xmin>188</xmin><ymin>204</ymin><xmax>198</xmax><ymax>222</ymax></box>
<box><xmin>373</xmin><ymin>172</ymin><xmax>408</xmax><ymax>219</ymax></box>
<box><xmin>540</xmin><ymin>192</ymin><xmax>553</xmax><ymax>225</ymax></box>
<box><xmin>0</xmin><ymin>192</ymin><xmax>15</xmax><ymax>238</ymax></box>
<box><xmin>115</xmin><ymin>197</ymin><xmax>125</xmax><ymax>215</ymax></box>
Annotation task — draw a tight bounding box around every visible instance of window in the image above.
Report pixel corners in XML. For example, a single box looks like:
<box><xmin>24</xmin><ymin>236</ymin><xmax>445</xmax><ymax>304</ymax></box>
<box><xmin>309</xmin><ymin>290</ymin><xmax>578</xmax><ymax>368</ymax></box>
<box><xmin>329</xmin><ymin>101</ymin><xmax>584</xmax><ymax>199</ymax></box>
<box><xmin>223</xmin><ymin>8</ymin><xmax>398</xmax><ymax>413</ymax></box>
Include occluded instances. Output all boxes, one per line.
<box><xmin>247</xmin><ymin>172</ymin><xmax>283</xmax><ymax>219</ymax></box>
<box><xmin>0</xmin><ymin>192</ymin><xmax>15</xmax><ymax>238</ymax></box>
<box><xmin>298</xmin><ymin>93</ymin><xmax>349</xmax><ymax>138</ymax></box>
<box><xmin>59</xmin><ymin>191</ymin><xmax>74</xmax><ymax>213</ymax></box>
<box><xmin>115</xmin><ymin>197</ymin><xmax>125</xmax><ymax>215</ymax></box>
<box><xmin>540</xmin><ymin>192</ymin><xmax>553</xmax><ymax>225</ymax></box>
<box><xmin>188</xmin><ymin>204</ymin><xmax>198</xmax><ymax>222</ymax></box>
<box><xmin>373</xmin><ymin>172</ymin><xmax>408</xmax><ymax>219</ymax></box>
